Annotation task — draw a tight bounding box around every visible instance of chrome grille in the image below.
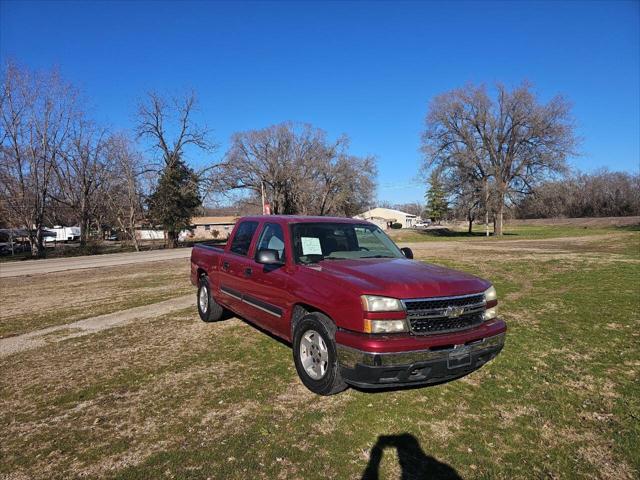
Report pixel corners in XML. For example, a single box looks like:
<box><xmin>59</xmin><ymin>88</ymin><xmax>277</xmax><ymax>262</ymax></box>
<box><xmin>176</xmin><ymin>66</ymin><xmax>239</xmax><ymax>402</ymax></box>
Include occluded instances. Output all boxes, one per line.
<box><xmin>403</xmin><ymin>294</ymin><xmax>485</xmax><ymax>335</ymax></box>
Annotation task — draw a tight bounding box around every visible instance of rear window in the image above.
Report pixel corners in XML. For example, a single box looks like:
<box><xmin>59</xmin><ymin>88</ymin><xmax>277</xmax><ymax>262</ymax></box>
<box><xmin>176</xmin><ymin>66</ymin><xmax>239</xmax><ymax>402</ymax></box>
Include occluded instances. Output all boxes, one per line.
<box><xmin>229</xmin><ymin>221</ymin><xmax>258</xmax><ymax>256</ymax></box>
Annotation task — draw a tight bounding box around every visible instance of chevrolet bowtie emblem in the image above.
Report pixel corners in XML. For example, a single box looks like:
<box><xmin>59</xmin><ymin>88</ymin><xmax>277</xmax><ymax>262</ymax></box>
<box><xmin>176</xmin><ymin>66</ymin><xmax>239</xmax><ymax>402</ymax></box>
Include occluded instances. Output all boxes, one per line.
<box><xmin>445</xmin><ymin>306</ymin><xmax>465</xmax><ymax>318</ymax></box>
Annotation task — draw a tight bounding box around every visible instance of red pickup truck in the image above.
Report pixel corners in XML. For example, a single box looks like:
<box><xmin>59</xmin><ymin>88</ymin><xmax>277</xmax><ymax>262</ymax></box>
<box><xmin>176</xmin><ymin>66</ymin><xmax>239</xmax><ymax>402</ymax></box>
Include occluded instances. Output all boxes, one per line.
<box><xmin>190</xmin><ymin>216</ymin><xmax>506</xmax><ymax>395</ymax></box>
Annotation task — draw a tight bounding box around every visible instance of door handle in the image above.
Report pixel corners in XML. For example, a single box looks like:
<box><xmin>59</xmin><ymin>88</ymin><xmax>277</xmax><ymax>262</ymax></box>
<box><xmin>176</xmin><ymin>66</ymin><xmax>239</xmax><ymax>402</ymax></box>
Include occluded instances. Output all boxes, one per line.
<box><xmin>244</xmin><ymin>267</ymin><xmax>252</xmax><ymax>277</ymax></box>
<box><xmin>222</xmin><ymin>261</ymin><xmax>230</xmax><ymax>271</ymax></box>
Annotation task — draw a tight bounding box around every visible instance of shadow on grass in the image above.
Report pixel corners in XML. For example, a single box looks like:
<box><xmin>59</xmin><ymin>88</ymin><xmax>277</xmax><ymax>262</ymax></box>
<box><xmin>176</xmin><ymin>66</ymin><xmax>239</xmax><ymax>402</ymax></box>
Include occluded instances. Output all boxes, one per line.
<box><xmin>361</xmin><ymin>433</ymin><xmax>462</xmax><ymax>480</ymax></box>
<box><xmin>407</xmin><ymin>228</ymin><xmax>517</xmax><ymax>238</ymax></box>
<box><xmin>616</xmin><ymin>224</ymin><xmax>640</xmax><ymax>232</ymax></box>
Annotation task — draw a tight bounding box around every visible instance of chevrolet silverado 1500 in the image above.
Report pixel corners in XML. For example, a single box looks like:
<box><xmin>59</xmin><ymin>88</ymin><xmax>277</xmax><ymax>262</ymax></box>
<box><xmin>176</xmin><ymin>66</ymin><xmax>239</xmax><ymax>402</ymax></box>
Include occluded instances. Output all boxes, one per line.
<box><xmin>190</xmin><ymin>216</ymin><xmax>506</xmax><ymax>395</ymax></box>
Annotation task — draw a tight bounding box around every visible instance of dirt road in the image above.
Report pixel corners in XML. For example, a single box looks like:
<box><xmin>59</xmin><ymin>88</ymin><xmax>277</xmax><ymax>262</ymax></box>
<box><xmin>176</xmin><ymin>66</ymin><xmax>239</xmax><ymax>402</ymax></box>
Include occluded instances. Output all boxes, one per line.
<box><xmin>0</xmin><ymin>248</ymin><xmax>192</xmax><ymax>278</ymax></box>
<box><xmin>0</xmin><ymin>294</ymin><xmax>194</xmax><ymax>357</ymax></box>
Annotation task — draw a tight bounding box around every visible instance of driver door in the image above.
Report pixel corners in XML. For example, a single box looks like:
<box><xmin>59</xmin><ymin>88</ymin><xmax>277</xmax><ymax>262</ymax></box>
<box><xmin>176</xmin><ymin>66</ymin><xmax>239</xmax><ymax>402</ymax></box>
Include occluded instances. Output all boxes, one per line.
<box><xmin>246</xmin><ymin>222</ymin><xmax>291</xmax><ymax>336</ymax></box>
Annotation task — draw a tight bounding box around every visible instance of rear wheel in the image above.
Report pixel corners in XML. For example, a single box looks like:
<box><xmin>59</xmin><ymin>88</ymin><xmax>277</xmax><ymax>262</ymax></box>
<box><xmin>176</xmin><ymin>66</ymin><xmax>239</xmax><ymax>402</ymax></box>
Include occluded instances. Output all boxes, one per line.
<box><xmin>293</xmin><ymin>313</ymin><xmax>348</xmax><ymax>395</ymax></box>
<box><xmin>197</xmin><ymin>276</ymin><xmax>224</xmax><ymax>322</ymax></box>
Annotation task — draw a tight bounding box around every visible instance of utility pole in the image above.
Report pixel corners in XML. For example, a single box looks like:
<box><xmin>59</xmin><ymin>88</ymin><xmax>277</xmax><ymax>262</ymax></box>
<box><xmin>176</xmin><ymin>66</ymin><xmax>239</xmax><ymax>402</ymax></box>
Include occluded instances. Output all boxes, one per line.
<box><xmin>261</xmin><ymin>180</ymin><xmax>270</xmax><ymax>215</ymax></box>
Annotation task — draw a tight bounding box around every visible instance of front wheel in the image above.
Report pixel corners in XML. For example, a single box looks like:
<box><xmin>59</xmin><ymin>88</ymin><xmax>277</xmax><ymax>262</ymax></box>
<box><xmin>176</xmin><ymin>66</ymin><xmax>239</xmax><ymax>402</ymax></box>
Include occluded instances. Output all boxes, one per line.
<box><xmin>197</xmin><ymin>276</ymin><xmax>224</xmax><ymax>322</ymax></box>
<box><xmin>292</xmin><ymin>313</ymin><xmax>348</xmax><ymax>395</ymax></box>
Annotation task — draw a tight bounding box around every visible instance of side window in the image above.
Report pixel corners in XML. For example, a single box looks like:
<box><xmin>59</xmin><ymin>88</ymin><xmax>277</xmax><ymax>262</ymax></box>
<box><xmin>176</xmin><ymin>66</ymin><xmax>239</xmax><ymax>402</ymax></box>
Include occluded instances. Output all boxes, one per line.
<box><xmin>256</xmin><ymin>223</ymin><xmax>286</xmax><ymax>261</ymax></box>
<box><xmin>355</xmin><ymin>227</ymin><xmax>377</xmax><ymax>250</ymax></box>
<box><xmin>229</xmin><ymin>221</ymin><xmax>259</xmax><ymax>256</ymax></box>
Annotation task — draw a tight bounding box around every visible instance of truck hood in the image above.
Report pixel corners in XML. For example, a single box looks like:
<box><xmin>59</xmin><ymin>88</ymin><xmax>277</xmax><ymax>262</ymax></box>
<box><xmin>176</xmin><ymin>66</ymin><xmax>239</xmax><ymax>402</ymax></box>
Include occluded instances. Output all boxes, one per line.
<box><xmin>313</xmin><ymin>258</ymin><xmax>490</xmax><ymax>299</ymax></box>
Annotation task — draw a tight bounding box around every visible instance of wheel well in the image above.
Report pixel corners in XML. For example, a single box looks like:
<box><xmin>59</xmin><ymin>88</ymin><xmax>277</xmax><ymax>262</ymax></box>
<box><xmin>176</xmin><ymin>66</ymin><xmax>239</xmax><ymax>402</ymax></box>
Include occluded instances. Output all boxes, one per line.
<box><xmin>290</xmin><ymin>303</ymin><xmax>334</xmax><ymax>337</ymax></box>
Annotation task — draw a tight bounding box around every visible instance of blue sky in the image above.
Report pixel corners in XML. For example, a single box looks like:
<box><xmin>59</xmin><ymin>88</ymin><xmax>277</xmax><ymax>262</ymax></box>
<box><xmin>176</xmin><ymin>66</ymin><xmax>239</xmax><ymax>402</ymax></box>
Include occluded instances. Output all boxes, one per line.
<box><xmin>1</xmin><ymin>0</ymin><xmax>638</xmax><ymax>204</ymax></box>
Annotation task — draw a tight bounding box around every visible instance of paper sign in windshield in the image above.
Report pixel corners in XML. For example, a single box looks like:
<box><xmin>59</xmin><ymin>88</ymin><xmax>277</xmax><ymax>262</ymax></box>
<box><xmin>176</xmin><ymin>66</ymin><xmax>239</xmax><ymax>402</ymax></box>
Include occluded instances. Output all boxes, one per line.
<box><xmin>301</xmin><ymin>237</ymin><xmax>322</xmax><ymax>256</ymax></box>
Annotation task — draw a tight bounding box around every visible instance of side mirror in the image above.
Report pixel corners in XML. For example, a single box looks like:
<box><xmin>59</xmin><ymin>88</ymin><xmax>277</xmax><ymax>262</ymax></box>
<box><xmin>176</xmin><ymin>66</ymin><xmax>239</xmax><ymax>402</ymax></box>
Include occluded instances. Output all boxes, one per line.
<box><xmin>400</xmin><ymin>247</ymin><xmax>413</xmax><ymax>259</ymax></box>
<box><xmin>256</xmin><ymin>248</ymin><xmax>283</xmax><ymax>265</ymax></box>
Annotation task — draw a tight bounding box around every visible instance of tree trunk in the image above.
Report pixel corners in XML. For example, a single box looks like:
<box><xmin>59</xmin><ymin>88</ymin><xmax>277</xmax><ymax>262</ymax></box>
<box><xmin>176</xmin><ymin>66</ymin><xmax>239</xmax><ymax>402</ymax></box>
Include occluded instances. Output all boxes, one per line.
<box><xmin>34</xmin><ymin>227</ymin><xmax>45</xmax><ymax>258</ymax></box>
<box><xmin>79</xmin><ymin>195</ymin><xmax>89</xmax><ymax>247</ymax></box>
<box><xmin>129</xmin><ymin>208</ymin><xmax>140</xmax><ymax>252</ymax></box>
<box><xmin>167</xmin><ymin>230</ymin><xmax>177</xmax><ymax>248</ymax></box>
<box><xmin>80</xmin><ymin>212</ymin><xmax>90</xmax><ymax>247</ymax></box>
<box><xmin>467</xmin><ymin>212</ymin><xmax>474</xmax><ymax>234</ymax></box>
<box><xmin>30</xmin><ymin>234</ymin><xmax>39</xmax><ymax>257</ymax></box>
<box><xmin>495</xmin><ymin>195</ymin><xmax>505</xmax><ymax>236</ymax></box>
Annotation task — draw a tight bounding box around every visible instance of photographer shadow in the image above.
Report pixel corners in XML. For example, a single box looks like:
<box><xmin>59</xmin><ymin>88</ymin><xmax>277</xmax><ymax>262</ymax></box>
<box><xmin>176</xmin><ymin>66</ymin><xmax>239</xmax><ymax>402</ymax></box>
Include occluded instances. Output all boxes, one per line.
<box><xmin>361</xmin><ymin>433</ymin><xmax>462</xmax><ymax>480</ymax></box>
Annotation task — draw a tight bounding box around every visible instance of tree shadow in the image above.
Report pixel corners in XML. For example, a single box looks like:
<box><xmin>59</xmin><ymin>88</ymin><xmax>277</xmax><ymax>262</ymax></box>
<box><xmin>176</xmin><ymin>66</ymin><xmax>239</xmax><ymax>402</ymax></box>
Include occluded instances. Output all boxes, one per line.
<box><xmin>361</xmin><ymin>433</ymin><xmax>462</xmax><ymax>480</ymax></box>
<box><xmin>616</xmin><ymin>224</ymin><xmax>640</xmax><ymax>232</ymax></box>
<box><xmin>412</xmin><ymin>228</ymin><xmax>517</xmax><ymax>238</ymax></box>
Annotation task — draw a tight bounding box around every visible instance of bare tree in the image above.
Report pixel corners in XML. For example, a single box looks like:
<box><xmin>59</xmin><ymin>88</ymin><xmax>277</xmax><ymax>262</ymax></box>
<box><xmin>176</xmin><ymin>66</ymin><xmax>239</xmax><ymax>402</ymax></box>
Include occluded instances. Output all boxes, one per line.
<box><xmin>103</xmin><ymin>133</ymin><xmax>145</xmax><ymax>250</ymax></box>
<box><xmin>0</xmin><ymin>62</ymin><xmax>77</xmax><ymax>256</ymax></box>
<box><xmin>422</xmin><ymin>82</ymin><xmax>577</xmax><ymax>235</ymax></box>
<box><xmin>136</xmin><ymin>91</ymin><xmax>215</xmax><ymax>246</ymax></box>
<box><xmin>516</xmin><ymin>169</ymin><xmax>640</xmax><ymax>218</ymax></box>
<box><xmin>394</xmin><ymin>202</ymin><xmax>425</xmax><ymax>217</ymax></box>
<box><xmin>447</xmin><ymin>176</ymin><xmax>482</xmax><ymax>233</ymax></box>
<box><xmin>219</xmin><ymin>122</ymin><xmax>376</xmax><ymax>216</ymax></box>
<box><xmin>51</xmin><ymin>118</ymin><xmax>108</xmax><ymax>246</ymax></box>
<box><xmin>136</xmin><ymin>91</ymin><xmax>215</xmax><ymax>168</ymax></box>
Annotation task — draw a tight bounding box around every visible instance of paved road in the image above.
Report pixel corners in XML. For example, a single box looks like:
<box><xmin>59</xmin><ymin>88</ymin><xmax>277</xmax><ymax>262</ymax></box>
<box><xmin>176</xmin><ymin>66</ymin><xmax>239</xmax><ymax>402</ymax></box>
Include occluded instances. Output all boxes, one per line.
<box><xmin>0</xmin><ymin>248</ymin><xmax>192</xmax><ymax>278</ymax></box>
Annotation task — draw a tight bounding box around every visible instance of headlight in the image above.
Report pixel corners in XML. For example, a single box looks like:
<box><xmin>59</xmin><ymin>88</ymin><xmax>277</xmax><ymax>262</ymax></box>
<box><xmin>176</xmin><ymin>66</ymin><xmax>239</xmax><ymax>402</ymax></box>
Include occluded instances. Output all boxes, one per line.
<box><xmin>484</xmin><ymin>285</ymin><xmax>497</xmax><ymax>302</ymax></box>
<box><xmin>483</xmin><ymin>307</ymin><xmax>497</xmax><ymax>321</ymax></box>
<box><xmin>361</xmin><ymin>295</ymin><xmax>404</xmax><ymax>312</ymax></box>
<box><xmin>483</xmin><ymin>285</ymin><xmax>498</xmax><ymax>320</ymax></box>
<box><xmin>364</xmin><ymin>319</ymin><xmax>408</xmax><ymax>334</ymax></box>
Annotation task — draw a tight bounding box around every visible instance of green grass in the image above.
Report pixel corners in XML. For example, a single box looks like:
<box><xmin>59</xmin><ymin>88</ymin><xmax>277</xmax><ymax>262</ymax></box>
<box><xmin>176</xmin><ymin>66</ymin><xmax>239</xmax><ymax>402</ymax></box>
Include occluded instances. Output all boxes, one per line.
<box><xmin>1</xmin><ymin>228</ymin><xmax>639</xmax><ymax>479</ymax></box>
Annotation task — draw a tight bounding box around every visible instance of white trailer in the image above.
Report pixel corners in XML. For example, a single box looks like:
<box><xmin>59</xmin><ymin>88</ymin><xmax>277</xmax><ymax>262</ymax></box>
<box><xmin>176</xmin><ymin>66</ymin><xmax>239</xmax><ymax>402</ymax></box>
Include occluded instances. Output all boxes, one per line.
<box><xmin>43</xmin><ymin>226</ymin><xmax>81</xmax><ymax>243</ymax></box>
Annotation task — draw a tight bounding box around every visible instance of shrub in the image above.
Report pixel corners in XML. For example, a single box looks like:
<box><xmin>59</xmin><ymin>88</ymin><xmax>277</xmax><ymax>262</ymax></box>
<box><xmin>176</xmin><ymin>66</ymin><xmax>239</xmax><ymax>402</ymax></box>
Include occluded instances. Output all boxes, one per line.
<box><xmin>391</xmin><ymin>223</ymin><xmax>403</xmax><ymax>229</ymax></box>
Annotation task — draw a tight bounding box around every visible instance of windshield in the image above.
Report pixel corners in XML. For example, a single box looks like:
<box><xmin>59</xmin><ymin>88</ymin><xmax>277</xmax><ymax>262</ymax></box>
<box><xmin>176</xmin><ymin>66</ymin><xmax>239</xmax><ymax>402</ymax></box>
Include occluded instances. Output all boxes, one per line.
<box><xmin>291</xmin><ymin>222</ymin><xmax>404</xmax><ymax>264</ymax></box>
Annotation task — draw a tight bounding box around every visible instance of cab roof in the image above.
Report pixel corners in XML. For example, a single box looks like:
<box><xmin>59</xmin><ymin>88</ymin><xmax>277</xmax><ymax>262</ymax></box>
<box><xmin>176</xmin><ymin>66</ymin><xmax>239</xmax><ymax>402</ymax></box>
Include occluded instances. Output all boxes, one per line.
<box><xmin>239</xmin><ymin>215</ymin><xmax>371</xmax><ymax>225</ymax></box>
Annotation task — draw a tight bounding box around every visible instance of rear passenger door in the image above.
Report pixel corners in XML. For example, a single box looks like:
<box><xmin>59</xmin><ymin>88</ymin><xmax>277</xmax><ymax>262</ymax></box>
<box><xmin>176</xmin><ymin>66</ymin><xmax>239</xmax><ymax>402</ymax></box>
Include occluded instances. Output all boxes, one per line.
<box><xmin>218</xmin><ymin>220</ymin><xmax>259</xmax><ymax>315</ymax></box>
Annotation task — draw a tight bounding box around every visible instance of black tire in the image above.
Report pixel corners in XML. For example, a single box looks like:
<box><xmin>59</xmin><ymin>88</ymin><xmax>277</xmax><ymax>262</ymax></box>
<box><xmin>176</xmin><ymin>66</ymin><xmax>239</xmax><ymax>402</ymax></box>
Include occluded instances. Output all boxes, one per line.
<box><xmin>292</xmin><ymin>313</ymin><xmax>348</xmax><ymax>395</ymax></box>
<box><xmin>197</xmin><ymin>276</ymin><xmax>224</xmax><ymax>322</ymax></box>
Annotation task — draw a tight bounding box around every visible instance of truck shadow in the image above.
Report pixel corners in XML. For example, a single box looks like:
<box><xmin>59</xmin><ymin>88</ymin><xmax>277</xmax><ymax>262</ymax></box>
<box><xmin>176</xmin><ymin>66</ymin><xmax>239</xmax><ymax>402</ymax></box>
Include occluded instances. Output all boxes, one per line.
<box><xmin>361</xmin><ymin>433</ymin><xmax>462</xmax><ymax>480</ymax></box>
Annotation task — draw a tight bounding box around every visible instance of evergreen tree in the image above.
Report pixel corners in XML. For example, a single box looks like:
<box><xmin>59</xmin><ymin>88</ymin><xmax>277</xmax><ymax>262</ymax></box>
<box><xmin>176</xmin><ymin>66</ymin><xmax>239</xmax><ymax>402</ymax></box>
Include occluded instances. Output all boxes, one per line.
<box><xmin>147</xmin><ymin>158</ymin><xmax>201</xmax><ymax>247</ymax></box>
<box><xmin>425</xmin><ymin>171</ymin><xmax>448</xmax><ymax>224</ymax></box>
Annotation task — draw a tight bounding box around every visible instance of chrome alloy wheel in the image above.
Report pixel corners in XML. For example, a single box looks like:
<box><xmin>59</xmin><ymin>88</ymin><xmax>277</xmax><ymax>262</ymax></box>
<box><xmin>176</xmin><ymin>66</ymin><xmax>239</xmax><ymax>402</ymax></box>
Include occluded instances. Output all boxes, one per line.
<box><xmin>199</xmin><ymin>285</ymin><xmax>209</xmax><ymax>312</ymax></box>
<box><xmin>299</xmin><ymin>329</ymin><xmax>329</xmax><ymax>380</ymax></box>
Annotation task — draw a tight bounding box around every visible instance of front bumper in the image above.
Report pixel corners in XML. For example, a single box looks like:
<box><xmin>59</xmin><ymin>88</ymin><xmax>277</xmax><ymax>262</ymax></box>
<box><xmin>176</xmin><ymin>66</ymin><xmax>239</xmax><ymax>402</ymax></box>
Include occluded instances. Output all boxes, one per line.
<box><xmin>336</xmin><ymin>332</ymin><xmax>505</xmax><ymax>389</ymax></box>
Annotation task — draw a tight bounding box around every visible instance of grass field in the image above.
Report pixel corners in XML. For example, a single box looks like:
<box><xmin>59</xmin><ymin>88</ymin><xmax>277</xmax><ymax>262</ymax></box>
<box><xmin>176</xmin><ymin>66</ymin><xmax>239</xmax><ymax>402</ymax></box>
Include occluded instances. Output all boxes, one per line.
<box><xmin>387</xmin><ymin>216</ymin><xmax>640</xmax><ymax>243</ymax></box>
<box><xmin>0</xmin><ymin>259</ymin><xmax>192</xmax><ymax>338</ymax></box>
<box><xmin>1</xmin><ymin>224</ymin><xmax>639</xmax><ymax>479</ymax></box>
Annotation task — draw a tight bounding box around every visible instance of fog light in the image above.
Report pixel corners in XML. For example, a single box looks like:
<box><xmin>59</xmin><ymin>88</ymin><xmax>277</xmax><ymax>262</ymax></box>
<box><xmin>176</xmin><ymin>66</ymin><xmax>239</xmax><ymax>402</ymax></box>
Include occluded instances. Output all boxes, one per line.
<box><xmin>364</xmin><ymin>319</ymin><xmax>408</xmax><ymax>334</ymax></box>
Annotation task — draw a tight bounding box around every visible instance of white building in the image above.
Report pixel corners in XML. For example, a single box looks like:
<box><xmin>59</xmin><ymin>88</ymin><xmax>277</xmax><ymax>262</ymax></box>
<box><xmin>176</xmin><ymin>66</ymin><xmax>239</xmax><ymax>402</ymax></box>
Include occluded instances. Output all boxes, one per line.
<box><xmin>354</xmin><ymin>208</ymin><xmax>418</xmax><ymax>229</ymax></box>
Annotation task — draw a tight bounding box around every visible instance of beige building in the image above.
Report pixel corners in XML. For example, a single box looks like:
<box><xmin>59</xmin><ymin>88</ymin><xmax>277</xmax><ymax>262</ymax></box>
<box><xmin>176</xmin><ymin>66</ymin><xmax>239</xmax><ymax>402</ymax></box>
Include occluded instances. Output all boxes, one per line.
<box><xmin>181</xmin><ymin>216</ymin><xmax>238</xmax><ymax>241</ymax></box>
<box><xmin>354</xmin><ymin>207</ymin><xmax>418</xmax><ymax>229</ymax></box>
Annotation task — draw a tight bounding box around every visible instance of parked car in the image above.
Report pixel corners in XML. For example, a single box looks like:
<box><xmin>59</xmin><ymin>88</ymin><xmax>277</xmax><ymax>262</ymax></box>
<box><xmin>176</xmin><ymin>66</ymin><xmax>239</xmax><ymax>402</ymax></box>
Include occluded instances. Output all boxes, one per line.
<box><xmin>190</xmin><ymin>216</ymin><xmax>506</xmax><ymax>395</ymax></box>
<box><xmin>413</xmin><ymin>220</ymin><xmax>431</xmax><ymax>229</ymax></box>
<box><xmin>0</xmin><ymin>242</ymin><xmax>31</xmax><ymax>255</ymax></box>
